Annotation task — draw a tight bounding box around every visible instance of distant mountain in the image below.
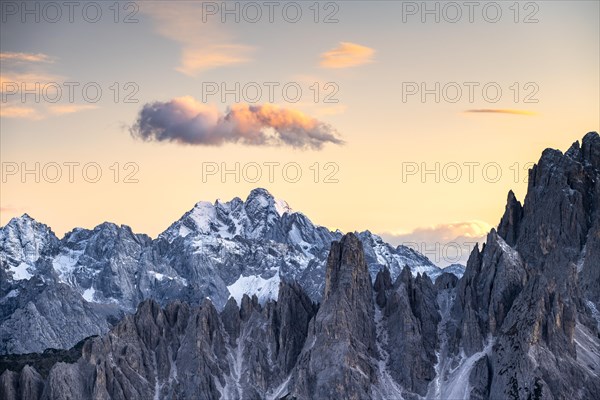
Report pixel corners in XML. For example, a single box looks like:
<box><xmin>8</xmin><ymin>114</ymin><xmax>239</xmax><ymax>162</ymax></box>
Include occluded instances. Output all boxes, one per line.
<box><xmin>0</xmin><ymin>188</ymin><xmax>442</xmax><ymax>355</ymax></box>
<box><xmin>442</xmin><ymin>263</ymin><xmax>465</xmax><ymax>278</ymax></box>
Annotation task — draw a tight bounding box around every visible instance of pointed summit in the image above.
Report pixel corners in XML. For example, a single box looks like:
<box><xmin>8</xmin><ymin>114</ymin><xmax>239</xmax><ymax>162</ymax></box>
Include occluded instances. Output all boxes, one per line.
<box><xmin>323</xmin><ymin>233</ymin><xmax>372</xmax><ymax>301</ymax></box>
<box><xmin>581</xmin><ymin>131</ymin><xmax>599</xmax><ymax>167</ymax></box>
<box><xmin>1</xmin><ymin>213</ymin><xmax>59</xmax><ymax>270</ymax></box>
<box><xmin>244</xmin><ymin>188</ymin><xmax>291</xmax><ymax>216</ymax></box>
<box><xmin>497</xmin><ymin>190</ymin><xmax>523</xmax><ymax>246</ymax></box>
<box><xmin>246</xmin><ymin>187</ymin><xmax>275</xmax><ymax>202</ymax></box>
<box><xmin>290</xmin><ymin>233</ymin><xmax>377</xmax><ymax>399</ymax></box>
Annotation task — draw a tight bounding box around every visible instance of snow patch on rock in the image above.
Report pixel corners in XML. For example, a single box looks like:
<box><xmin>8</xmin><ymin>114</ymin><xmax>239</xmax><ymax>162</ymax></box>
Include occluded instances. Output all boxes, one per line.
<box><xmin>227</xmin><ymin>274</ymin><xmax>281</xmax><ymax>304</ymax></box>
<box><xmin>9</xmin><ymin>262</ymin><xmax>33</xmax><ymax>281</ymax></box>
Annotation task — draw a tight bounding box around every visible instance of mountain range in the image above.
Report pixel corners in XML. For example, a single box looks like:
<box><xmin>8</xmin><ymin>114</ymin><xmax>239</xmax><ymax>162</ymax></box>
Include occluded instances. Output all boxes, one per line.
<box><xmin>0</xmin><ymin>187</ymin><xmax>449</xmax><ymax>356</ymax></box>
<box><xmin>1</xmin><ymin>131</ymin><xmax>599</xmax><ymax>400</ymax></box>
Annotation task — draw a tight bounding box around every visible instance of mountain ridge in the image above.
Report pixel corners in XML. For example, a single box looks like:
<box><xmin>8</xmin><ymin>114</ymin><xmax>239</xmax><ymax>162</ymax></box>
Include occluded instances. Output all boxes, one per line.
<box><xmin>1</xmin><ymin>187</ymin><xmax>444</xmax><ymax>355</ymax></box>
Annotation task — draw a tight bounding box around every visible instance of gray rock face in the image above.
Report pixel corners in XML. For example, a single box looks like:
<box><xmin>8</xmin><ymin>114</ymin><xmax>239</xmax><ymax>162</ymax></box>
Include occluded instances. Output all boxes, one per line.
<box><xmin>434</xmin><ymin>271</ymin><xmax>459</xmax><ymax>291</ymax></box>
<box><xmin>486</xmin><ymin>133</ymin><xmax>600</xmax><ymax>400</ymax></box>
<box><xmin>497</xmin><ymin>190</ymin><xmax>523</xmax><ymax>247</ymax></box>
<box><xmin>441</xmin><ymin>132</ymin><xmax>600</xmax><ymax>400</ymax></box>
<box><xmin>449</xmin><ymin>230</ymin><xmax>529</xmax><ymax>356</ymax></box>
<box><xmin>288</xmin><ymin>233</ymin><xmax>378</xmax><ymax>400</ymax></box>
<box><xmin>0</xmin><ymin>277</ymin><xmax>116</xmax><ymax>355</ymax></box>
<box><xmin>0</xmin><ymin>365</ymin><xmax>43</xmax><ymax>400</ymax></box>
<box><xmin>376</xmin><ymin>266</ymin><xmax>440</xmax><ymax>398</ymax></box>
<box><xmin>3</xmin><ymin>280</ymin><xmax>317</xmax><ymax>400</ymax></box>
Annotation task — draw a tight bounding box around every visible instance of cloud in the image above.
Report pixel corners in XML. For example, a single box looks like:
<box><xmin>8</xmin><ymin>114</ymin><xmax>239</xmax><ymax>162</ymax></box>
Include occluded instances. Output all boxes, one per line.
<box><xmin>0</xmin><ymin>53</ymin><xmax>97</xmax><ymax>119</ymax></box>
<box><xmin>0</xmin><ymin>73</ymin><xmax>63</xmax><ymax>92</ymax></box>
<box><xmin>176</xmin><ymin>45</ymin><xmax>252</xmax><ymax>76</ymax></box>
<box><xmin>464</xmin><ymin>109</ymin><xmax>537</xmax><ymax>116</ymax></box>
<box><xmin>0</xmin><ymin>104</ymin><xmax>96</xmax><ymax>119</ymax></box>
<box><xmin>130</xmin><ymin>96</ymin><xmax>344</xmax><ymax>149</ymax></box>
<box><xmin>0</xmin><ymin>54</ymin><xmax>54</xmax><ymax>120</ymax></box>
<box><xmin>48</xmin><ymin>104</ymin><xmax>98</xmax><ymax>115</ymax></box>
<box><xmin>0</xmin><ymin>52</ymin><xmax>54</xmax><ymax>63</ymax></box>
<box><xmin>140</xmin><ymin>3</ymin><xmax>253</xmax><ymax>76</ymax></box>
<box><xmin>320</xmin><ymin>42</ymin><xmax>375</xmax><ymax>69</ymax></box>
<box><xmin>379</xmin><ymin>220</ymin><xmax>492</xmax><ymax>267</ymax></box>
<box><xmin>0</xmin><ymin>105</ymin><xmax>40</xmax><ymax>119</ymax></box>
<box><xmin>384</xmin><ymin>220</ymin><xmax>492</xmax><ymax>242</ymax></box>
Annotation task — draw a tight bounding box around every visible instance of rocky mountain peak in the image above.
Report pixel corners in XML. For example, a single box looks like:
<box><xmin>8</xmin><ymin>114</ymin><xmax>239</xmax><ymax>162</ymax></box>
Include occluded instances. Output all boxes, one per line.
<box><xmin>567</xmin><ymin>131</ymin><xmax>600</xmax><ymax>167</ymax></box>
<box><xmin>1</xmin><ymin>214</ymin><xmax>59</xmax><ymax>277</ymax></box>
<box><xmin>497</xmin><ymin>190</ymin><xmax>524</xmax><ymax>246</ymax></box>
<box><xmin>246</xmin><ymin>187</ymin><xmax>274</xmax><ymax>202</ymax></box>
<box><xmin>445</xmin><ymin>133</ymin><xmax>600</xmax><ymax>399</ymax></box>
<box><xmin>323</xmin><ymin>232</ymin><xmax>371</xmax><ymax>300</ymax></box>
<box><xmin>289</xmin><ymin>233</ymin><xmax>378</xmax><ymax>399</ymax></box>
<box><xmin>514</xmin><ymin>132</ymin><xmax>599</xmax><ymax>277</ymax></box>
<box><xmin>373</xmin><ymin>266</ymin><xmax>393</xmax><ymax>307</ymax></box>
<box><xmin>581</xmin><ymin>131</ymin><xmax>600</xmax><ymax>166</ymax></box>
<box><xmin>1</xmin><ymin>214</ymin><xmax>57</xmax><ymax>248</ymax></box>
<box><xmin>244</xmin><ymin>187</ymin><xmax>279</xmax><ymax>214</ymax></box>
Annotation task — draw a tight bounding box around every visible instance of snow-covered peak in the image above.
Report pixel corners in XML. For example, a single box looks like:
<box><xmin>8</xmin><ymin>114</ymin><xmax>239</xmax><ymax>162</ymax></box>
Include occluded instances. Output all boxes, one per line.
<box><xmin>2</xmin><ymin>214</ymin><xmax>46</xmax><ymax>236</ymax></box>
<box><xmin>161</xmin><ymin>188</ymin><xmax>292</xmax><ymax>242</ymax></box>
<box><xmin>245</xmin><ymin>187</ymin><xmax>274</xmax><ymax>204</ymax></box>
<box><xmin>188</xmin><ymin>201</ymin><xmax>218</xmax><ymax>233</ymax></box>
<box><xmin>274</xmin><ymin>198</ymin><xmax>292</xmax><ymax>217</ymax></box>
<box><xmin>1</xmin><ymin>214</ymin><xmax>58</xmax><ymax>271</ymax></box>
<box><xmin>243</xmin><ymin>188</ymin><xmax>280</xmax><ymax>221</ymax></box>
<box><xmin>356</xmin><ymin>230</ymin><xmax>443</xmax><ymax>280</ymax></box>
<box><xmin>443</xmin><ymin>263</ymin><xmax>466</xmax><ymax>279</ymax></box>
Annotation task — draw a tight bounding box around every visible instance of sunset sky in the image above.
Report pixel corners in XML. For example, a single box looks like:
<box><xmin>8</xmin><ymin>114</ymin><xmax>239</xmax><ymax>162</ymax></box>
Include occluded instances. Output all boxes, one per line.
<box><xmin>1</xmin><ymin>1</ymin><xmax>599</xmax><ymax>265</ymax></box>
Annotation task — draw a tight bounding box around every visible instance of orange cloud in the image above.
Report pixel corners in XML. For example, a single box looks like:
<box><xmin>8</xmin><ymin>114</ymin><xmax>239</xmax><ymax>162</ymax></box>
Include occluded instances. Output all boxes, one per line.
<box><xmin>0</xmin><ymin>52</ymin><xmax>54</xmax><ymax>63</ymax></box>
<box><xmin>0</xmin><ymin>103</ymin><xmax>96</xmax><ymax>119</ymax></box>
<box><xmin>320</xmin><ymin>42</ymin><xmax>375</xmax><ymax>69</ymax></box>
<box><xmin>48</xmin><ymin>104</ymin><xmax>98</xmax><ymax>115</ymax></box>
<box><xmin>177</xmin><ymin>45</ymin><xmax>252</xmax><ymax>76</ymax></box>
<box><xmin>383</xmin><ymin>220</ymin><xmax>492</xmax><ymax>244</ymax></box>
<box><xmin>379</xmin><ymin>220</ymin><xmax>492</xmax><ymax>267</ymax></box>
<box><xmin>464</xmin><ymin>109</ymin><xmax>537</xmax><ymax>116</ymax></box>
<box><xmin>0</xmin><ymin>105</ymin><xmax>40</xmax><ymax>119</ymax></box>
<box><xmin>130</xmin><ymin>97</ymin><xmax>344</xmax><ymax>149</ymax></box>
<box><xmin>141</xmin><ymin>3</ymin><xmax>253</xmax><ymax>76</ymax></box>
<box><xmin>0</xmin><ymin>73</ymin><xmax>62</xmax><ymax>90</ymax></box>
<box><xmin>0</xmin><ymin>55</ymin><xmax>96</xmax><ymax>119</ymax></box>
